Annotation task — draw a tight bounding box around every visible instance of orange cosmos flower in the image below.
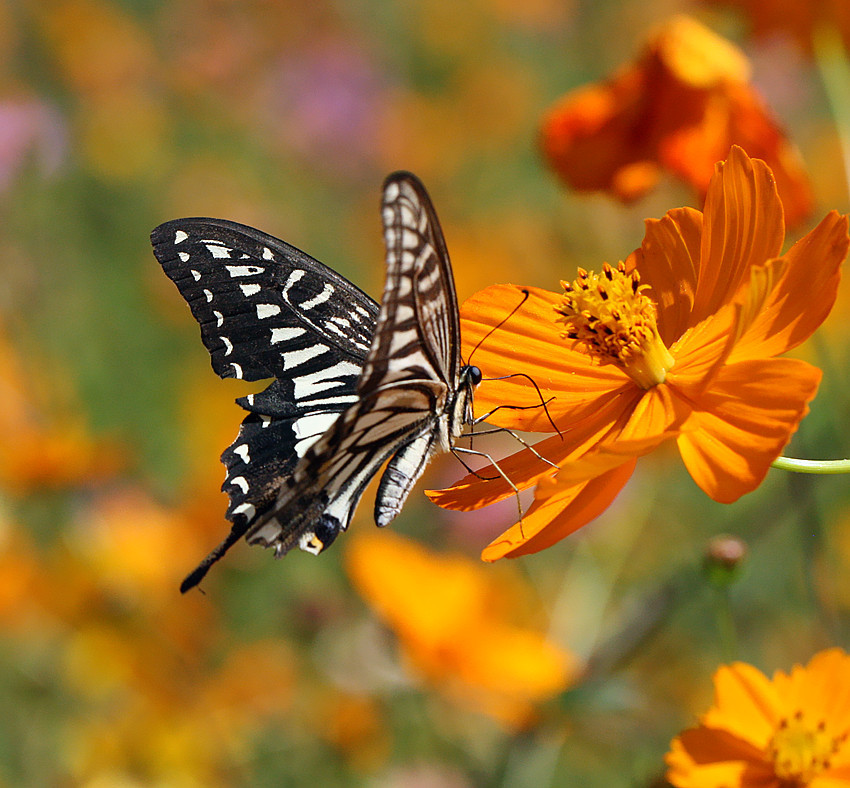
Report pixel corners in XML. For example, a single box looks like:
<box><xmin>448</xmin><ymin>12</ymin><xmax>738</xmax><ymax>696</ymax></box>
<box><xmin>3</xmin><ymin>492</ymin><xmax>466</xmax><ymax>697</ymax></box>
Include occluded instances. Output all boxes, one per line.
<box><xmin>666</xmin><ymin>648</ymin><xmax>850</xmax><ymax>787</ymax></box>
<box><xmin>541</xmin><ymin>15</ymin><xmax>813</xmax><ymax>228</ymax></box>
<box><xmin>345</xmin><ymin>530</ymin><xmax>578</xmax><ymax>728</ymax></box>
<box><xmin>429</xmin><ymin>146</ymin><xmax>849</xmax><ymax>560</ymax></box>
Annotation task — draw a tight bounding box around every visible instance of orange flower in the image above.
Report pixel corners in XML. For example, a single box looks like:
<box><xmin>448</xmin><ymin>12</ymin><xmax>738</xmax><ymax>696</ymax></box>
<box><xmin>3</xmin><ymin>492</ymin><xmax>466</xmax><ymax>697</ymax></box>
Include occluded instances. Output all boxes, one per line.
<box><xmin>666</xmin><ymin>648</ymin><xmax>850</xmax><ymax>787</ymax></box>
<box><xmin>0</xmin><ymin>322</ymin><xmax>123</xmax><ymax>493</ymax></box>
<box><xmin>702</xmin><ymin>0</ymin><xmax>850</xmax><ymax>55</ymax></box>
<box><xmin>541</xmin><ymin>15</ymin><xmax>813</xmax><ymax>228</ymax></box>
<box><xmin>345</xmin><ymin>530</ymin><xmax>578</xmax><ymax>728</ymax></box>
<box><xmin>430</xmin><ymin>147</ymin><xmax>848</xmax><ymax>560</ymax></box>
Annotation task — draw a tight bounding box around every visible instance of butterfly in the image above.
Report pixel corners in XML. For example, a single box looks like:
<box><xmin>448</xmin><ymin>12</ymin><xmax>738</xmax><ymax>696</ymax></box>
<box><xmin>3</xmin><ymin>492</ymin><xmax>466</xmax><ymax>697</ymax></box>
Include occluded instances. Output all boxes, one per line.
<box><xmin>152</xmin><ymin>172</ymin><xmax>481</xmax><ymax>592</ymax></box>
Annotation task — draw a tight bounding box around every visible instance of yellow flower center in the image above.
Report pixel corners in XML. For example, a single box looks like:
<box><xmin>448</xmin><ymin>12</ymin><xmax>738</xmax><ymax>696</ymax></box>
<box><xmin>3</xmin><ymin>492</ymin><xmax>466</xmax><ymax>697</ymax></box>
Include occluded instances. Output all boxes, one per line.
<box><xmin>766</xmin><ymin>710</ymin><xmax>847</xmax><ymax>785</ymax></box>
<box><xmin>555</xmin><ymin>262</ymin><xmax>674</xmax><ymax>389</ymax></box>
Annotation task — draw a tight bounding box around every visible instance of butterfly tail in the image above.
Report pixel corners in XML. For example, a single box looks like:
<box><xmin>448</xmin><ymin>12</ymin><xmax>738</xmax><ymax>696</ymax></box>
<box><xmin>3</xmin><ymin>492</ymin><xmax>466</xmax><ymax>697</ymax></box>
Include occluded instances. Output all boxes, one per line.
<box><xmin>179</xmin><ymin>515</ymin><xmax>252</xmax><ymax>593</ymax></box>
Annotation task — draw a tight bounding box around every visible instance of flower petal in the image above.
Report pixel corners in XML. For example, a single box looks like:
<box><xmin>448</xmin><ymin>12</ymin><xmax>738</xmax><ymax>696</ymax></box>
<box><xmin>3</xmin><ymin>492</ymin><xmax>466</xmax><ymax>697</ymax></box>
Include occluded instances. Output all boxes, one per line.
<box><xmin>481</xmin><ymin>460</ymin><xmax>635</xmax><ymax>560</ymax></box>
<box><xmin>668</xmin><ymin>301</ymin><xmax>740</xmax><ymax>391</ymax></box>
<box><xmin>701</xmin><ymin>662</ymin><xmax>782</xmax><ymax>747</ymax></box>
<box><xmin>540</xmin><ymin>65</ymin><xmax>651</xmax><ymax>198</ymax></box>
<box><xmin>730</xmin><ymin>211</ymin><xmax>849</xmax><ymax>362</ymax></box>
<box><xmin>774</xmin><ymin>649</ymin><xmax>850</xmax><ymax>731</ymax></box>
<box><xmin>692</xmin><ymin>146</ymin><xmax>785</xmax><ymax>324</ymax></box>
<box><xmin>631</xmin><ymin>207</ymin><xmax>702</xmax><ymax>345</ymax></box>
<box><xmin>666</xmin><ymin>727</ymin><xmax>773</xmax><ymax>788</ymax></box>
<box><xmin>675</xmin><ymin>357</ymin><xmax>821</xmax><ymax>502</ymax></box>
<box><xmin>543</xmin><ymin>384</ymin><xmax>687</xmax><ymax>487</ymax></box>
<box><xmin>460</xmin><ymin>284</ymin><xmax>630</xmax><ymax>431</ymax></box>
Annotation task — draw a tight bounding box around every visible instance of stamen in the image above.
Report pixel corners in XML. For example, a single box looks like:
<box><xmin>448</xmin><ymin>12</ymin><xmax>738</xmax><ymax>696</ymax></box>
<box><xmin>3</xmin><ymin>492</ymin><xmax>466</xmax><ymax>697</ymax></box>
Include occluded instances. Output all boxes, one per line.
<box><xmin>555</xmin><ymin>261</ymin><xmax>674</xmax><ymax>389</ymax></box>
<box><xmin>766</xmin><ymin>711</ymin><xmax>844</xmax><ymax>783</ymax></box>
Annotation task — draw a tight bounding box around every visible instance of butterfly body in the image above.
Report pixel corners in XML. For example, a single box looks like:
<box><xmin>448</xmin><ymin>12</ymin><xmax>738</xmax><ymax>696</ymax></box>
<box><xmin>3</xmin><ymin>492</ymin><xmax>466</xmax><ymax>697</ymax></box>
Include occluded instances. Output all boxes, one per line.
<box><xmin>152</xmin><ymin>172</ymin><xmax>477</xmax><ymax>591</ymax></box>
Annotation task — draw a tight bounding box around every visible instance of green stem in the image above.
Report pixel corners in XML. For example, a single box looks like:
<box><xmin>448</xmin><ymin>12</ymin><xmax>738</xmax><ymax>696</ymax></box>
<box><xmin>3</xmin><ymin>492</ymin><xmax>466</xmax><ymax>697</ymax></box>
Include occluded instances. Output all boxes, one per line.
<box><xmin>814</xmin><ymin>24</ymin><xmax>850</xmax><ymax>203</ymax></box>
<box><xmin>771</xmin><ymin>456</ymin><xmax>850</xmax><ymax>474</ymax></box>
<box><xmin>713</xmin><ymin>586</ymin><xmax>737</xmax><ymax>663</ymax></box>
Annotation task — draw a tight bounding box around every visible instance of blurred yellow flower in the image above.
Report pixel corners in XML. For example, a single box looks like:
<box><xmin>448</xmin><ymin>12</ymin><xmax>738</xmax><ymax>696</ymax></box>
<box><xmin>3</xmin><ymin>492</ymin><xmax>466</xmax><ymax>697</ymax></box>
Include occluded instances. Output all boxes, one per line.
<box><xmin>541</xmin><ymin>15</ymin><xmax>814</xmax><ymax>227</ymax></box>
<box><xmin>666</xmin><ymin>648</ymin><xmax>850</xmax><ymax>787</ymax></box>
<box><xmin>0</xmin><ymin>322</ymin><xmax>123</xmax><ymax>492</ymax></box>
<box><xmin>345</xmin><ymin>530</ymin><xmax>579</xmax><ymax>728</ymax></box>
<box><xmin>71</xmin><ymin>488</ymin><xmax>210</xmax><ymax>603</ymax></box>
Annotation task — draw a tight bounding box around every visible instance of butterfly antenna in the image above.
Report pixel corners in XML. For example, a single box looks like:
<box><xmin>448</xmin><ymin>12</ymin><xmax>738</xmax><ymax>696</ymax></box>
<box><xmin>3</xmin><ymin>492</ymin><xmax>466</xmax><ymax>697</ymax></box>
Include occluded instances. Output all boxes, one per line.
<box><xmin>180</xmin><ymin>518</ymin><xmax>251</xmax><ymax>593</ymax></box>
<box><xmin>466</xmin><ymin>288</ymin><xmax>530</xmax><ymax>365</ymax></box>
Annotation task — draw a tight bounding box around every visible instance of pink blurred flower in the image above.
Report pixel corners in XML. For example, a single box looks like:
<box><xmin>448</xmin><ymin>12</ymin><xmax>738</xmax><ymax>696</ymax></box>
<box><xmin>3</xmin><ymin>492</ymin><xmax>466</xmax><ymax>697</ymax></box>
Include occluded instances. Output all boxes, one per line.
<box><xmin>0</xmin><ymin>98</ymin><xmax>66</xmax><ymax>191</ymax></box>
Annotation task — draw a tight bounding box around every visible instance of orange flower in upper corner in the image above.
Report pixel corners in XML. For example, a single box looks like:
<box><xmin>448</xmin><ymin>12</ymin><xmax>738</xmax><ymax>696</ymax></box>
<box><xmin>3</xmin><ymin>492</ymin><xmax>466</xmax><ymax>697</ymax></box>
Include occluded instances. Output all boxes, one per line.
<box><xmin>702</xmin><ymin>0</ymin><xmax>850</xmax><ymax>56</ymax></box>
<box><xmin>541</xmin><ymin>15</ymin><xmax>813</xmax><ymax>228</ymax></box>
<box><xmin>345</xmin><ymin>529</ymin><xmax>579</xmax><ymax>728</ymax></box>
<box><xmin>666</xmin><ymin>648</ymin><xmax>850</xmax><ymax>787</ymax></box>
<box><xmin>429</xmin><ymin>146</ymin><xmax>849</xmax><ymax>560</ymax></box>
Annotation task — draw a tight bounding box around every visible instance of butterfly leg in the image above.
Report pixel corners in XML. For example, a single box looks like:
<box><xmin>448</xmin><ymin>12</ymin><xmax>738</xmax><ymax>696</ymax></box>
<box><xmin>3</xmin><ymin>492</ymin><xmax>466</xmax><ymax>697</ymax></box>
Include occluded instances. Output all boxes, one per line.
<box><xmin>452</xmin><ymin>446</ymin><xmax>525</xmax><ymax>531</ymax></box>
<box><xmin>457</xmin><ymin>426</ymin><xmax>559</xmax><ymax>470</ymax></box>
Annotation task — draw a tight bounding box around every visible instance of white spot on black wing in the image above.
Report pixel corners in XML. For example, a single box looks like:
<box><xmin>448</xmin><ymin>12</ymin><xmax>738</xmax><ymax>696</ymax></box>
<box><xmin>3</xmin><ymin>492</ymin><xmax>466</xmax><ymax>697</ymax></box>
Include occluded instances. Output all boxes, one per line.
<box><xmin>256</xmin><ymin>304</ymin><xmax>281</xmax><ymax>319</ymax></box>
<box><xmin>230</xmin><ymin>476</ymin><xmax>249</xmax><ymax>494</ymax></box>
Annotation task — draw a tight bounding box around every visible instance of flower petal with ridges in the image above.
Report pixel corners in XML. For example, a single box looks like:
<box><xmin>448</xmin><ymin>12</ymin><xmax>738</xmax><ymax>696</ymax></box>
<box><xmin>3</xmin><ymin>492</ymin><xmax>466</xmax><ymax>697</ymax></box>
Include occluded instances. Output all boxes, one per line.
<box><xmin>481</xmin><ymin>461</ymin><xmax>636</xmax><ymax>560</ymax></box>
<box><xmin>676</xmin><ymin>358</ymin><xmax>821</xmax><ymax>502</ymax></box>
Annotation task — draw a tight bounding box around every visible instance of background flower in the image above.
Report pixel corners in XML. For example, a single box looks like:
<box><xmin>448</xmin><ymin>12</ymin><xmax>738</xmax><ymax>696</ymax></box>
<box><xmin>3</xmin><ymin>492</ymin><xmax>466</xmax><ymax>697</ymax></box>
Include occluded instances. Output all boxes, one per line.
<box><xmin>666</xmin><ymin>648</ymin><xmax>850</xmax><ymax>787</ymax></box>
<box><xmin>541</xmin><ymin>15</ymin><xmax>814</xmax><ymax>227</ymax></box>
<box><xmin>345</xmin><ymin>530</ymin><xmax>579</xmax><ymax>728</ymax></box>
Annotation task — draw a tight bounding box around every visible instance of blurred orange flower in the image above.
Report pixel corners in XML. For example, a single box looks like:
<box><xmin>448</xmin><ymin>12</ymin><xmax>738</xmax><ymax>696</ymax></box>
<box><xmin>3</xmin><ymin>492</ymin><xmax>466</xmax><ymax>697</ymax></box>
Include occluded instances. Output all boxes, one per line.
<box><xmin>702</xmin><ymin>0</ymin><xmax>850</xmax><ymax>55</ymax></box>
<box><xmin>666</xmin><ymin>648</ymin><xmax>850</xmax><ymax>787</ymax></box>
<box><xmin>345</xmin><ymin>530</ymin><xmax>578</xmax><ymax>728</ymax></box>
<box><xmin>430</xmin><ymin>147</ymin><xmax>849</xmax><ymax>559</ymax></box>
<box><xmin>541</xmin><ymin>15</ymin><xmax>814</xmax><ymax>228</ymax></box>
<box><xmin>0</xmin><ymin>323</ymin><xmax>123</xmax><ymax>492</ymax></box>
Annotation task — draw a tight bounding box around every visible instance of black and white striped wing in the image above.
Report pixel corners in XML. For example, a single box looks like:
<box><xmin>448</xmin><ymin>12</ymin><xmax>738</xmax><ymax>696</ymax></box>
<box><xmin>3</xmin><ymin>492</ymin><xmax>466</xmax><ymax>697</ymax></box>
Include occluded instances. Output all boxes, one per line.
<box><xmin>362</xmin><ymin>173</ymin><xmax>462</xmax><ymax>389</ymax></box>
<box><xmin>151</xmin><ymin>219</ymin><xmax>380</xmax><ymax>589</ymax></box>
<box><xmin>246</xmin><ymin>171</ymin><xmax>470</xmax><ymax>557</ymax></box>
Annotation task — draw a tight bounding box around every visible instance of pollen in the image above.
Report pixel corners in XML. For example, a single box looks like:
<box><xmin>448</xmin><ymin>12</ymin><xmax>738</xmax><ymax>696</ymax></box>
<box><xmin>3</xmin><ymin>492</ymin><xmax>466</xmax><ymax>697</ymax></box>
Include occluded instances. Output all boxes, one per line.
<box><xmin>766</xmin><ymin>710</ymin><xmax>848</xmax><ymax>784</ymax></box>
<box><xmin>555</xmin><ymin>261</ymin><xmax>674</xmax><ymax>389</ymax></box>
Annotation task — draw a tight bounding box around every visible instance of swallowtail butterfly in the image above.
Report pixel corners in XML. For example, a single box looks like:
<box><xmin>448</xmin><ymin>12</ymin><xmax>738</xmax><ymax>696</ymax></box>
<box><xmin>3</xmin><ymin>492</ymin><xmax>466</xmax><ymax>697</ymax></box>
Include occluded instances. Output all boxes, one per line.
<box><xmin>152</xmin><ymin>172</ymin><xmax>480</xmax><ymax>592</ymax></box>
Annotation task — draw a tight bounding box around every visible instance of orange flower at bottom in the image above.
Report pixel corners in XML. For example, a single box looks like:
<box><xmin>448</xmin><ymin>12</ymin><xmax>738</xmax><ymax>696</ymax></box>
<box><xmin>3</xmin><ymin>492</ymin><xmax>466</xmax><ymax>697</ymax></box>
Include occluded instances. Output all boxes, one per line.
<box><xmin>345</xmin><ymin>530</ymin><xmax>578</xmax><ymax>728</ymax></box>
<box><xmin>666</xmin><ymin>649</ymin><xmax>850</xmax><ymax>787</ymax></box>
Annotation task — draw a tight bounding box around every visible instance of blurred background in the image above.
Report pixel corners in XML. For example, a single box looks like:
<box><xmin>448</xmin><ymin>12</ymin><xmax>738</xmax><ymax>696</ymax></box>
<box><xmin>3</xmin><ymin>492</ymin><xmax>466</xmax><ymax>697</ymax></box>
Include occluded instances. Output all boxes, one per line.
<box><xmin>2</xmin><ymin>0</ymin><xmax>850</xmax><ymax>785</ymax></box>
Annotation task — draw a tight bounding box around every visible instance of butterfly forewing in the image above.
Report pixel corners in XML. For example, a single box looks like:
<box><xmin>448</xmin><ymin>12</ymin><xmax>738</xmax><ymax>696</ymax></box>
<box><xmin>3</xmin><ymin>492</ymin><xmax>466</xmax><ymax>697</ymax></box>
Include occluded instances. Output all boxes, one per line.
<box><xmin>152</xmin><ymin>218</ymin><xmax>380</xmax><ymax>588</ymax></box>
<box><xmin>152</xmin><ymin>218</ymin><xmax>377</xmax><ymax>382</ymax></box>
<box><xmin>358</xmin><ymin>175</ymin><xmax>461</xmax><ymax>390</ymax></box>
